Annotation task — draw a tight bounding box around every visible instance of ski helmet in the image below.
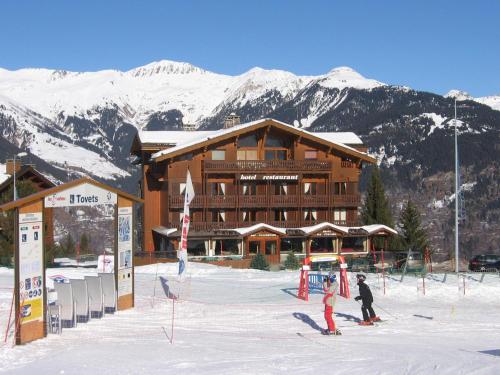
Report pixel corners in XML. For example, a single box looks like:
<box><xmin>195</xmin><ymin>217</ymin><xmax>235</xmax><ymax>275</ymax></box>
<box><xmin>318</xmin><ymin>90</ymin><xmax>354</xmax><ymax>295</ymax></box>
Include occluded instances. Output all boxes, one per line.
<box><xmin>329</xmin><ymin>274</ymin><xmax>337</xmax><ymax>283</ymax></box>
<box><xmin>356</xmin><ymin>274</ymin><xmax>366</xmax><ymax>282</ymax></box>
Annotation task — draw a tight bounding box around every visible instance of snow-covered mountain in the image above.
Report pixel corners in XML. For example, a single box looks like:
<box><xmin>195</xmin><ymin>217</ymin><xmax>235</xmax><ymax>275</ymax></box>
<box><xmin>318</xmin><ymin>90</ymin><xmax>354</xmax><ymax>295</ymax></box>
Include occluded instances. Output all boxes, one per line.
<box><xmin>1</xmin><ymin>60</ymin><xmax>499</xmax><ymax>257</ymax></box>
<box><xmin>445</xmin><ymin>89</ymin><xmax>500</xmax><ymax>111</ymax></box>
<box><xmin>0</xmin><ymin>61</ymin><xmax>386</xmax><ymax>127</ymax></box>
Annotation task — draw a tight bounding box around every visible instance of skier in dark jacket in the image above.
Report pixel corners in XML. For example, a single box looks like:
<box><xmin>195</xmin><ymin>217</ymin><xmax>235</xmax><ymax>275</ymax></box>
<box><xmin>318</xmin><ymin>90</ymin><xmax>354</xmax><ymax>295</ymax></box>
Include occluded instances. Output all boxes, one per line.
<box><xmin>354</xmin><ymin>274</ymin><xmax>380</xmax><ymax>325</ymax></box>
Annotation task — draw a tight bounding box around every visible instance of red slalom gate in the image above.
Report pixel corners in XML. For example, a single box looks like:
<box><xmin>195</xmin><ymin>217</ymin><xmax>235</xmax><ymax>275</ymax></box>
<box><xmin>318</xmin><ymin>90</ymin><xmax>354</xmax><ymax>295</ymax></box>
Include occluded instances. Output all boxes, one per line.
<box><xmin>298</xmin><ymin>255</ymin><xmax>350</xmax><ymax>301</ymax></box>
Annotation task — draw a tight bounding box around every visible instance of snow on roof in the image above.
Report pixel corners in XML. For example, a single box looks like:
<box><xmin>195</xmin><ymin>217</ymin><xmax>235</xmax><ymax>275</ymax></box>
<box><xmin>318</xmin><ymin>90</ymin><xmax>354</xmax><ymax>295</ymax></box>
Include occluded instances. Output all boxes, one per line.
<box><xmin>149</xmin><ymin>118</ymin><xmax>365</xmax><ymax>160</ymax></box>
<box><xmin>152</xmin><ymin>226</ymin><xmax>178</xmax><ymax>236</ymax></box>
<box><xmin>0</xmin><ymin>164</ymin><xmax>9</xmax><ymax>185</ymax></box>
<box><xmin>232</xmin><ymin>223</ymin><xmax>287</xmax><ymax>236</ymax></box>
<box><xmin>361</xmin><ymin>224</ymin><xmax>398</xmax><ymax>235</ymax></box>
<box><xmin>314</xmin><ymin>132</ymin><xmax>362</xmax><ymax>144</ymax></box>
<box><xmin>298</xmin><ymin>222</ymin><xmax>348</xmax><ymax>235</ymax></box>
<box><xmin>139</xmin><ymin>131</ymin><xmax>215</xmax><ymax>145</ymax></box>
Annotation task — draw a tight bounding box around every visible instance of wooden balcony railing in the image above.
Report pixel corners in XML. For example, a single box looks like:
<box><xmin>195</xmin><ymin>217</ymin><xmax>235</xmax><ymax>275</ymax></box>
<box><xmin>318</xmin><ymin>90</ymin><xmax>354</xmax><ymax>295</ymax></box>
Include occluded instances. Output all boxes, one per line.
<box><xmin>341</xmin><ymin>161</ymin><xmax>355</xmax><ymax>168</ymax></box>
<box><xmin>332</xmin><ymin>194</ymin><xmax>361</xmax><ymax>207</ymax></box>
<box><xmin>204</xmin><ymin>160</ymin><xmax>331</xmax><ymax>172</ymax></box>
<box><xmin>169</xmin><ymin>193</ymin><xmax>361</xmax><ymax>209</ymax></box>
<box><xmin>270</xmin><ymin>195</ymin><xmax>299</xmax><ymax>207</ymax></box>
<box><xmin>239</xmin><ymin>195</ymin><xmax>268</xmax><ymax>207</ymax></box>
<box><xmin>169</xmin><ymin>195</ymin><xmax>205</xmax><ymax>208</ymax></box>
<box><xmin>302</xmin><ymin>195</ymin><xmax>329</xmax><ymax>207</ymax></box>
<box><xmin>206</xmin><ymin>195</ymin><xmax>236</xmax><ymax>208</ymax></box>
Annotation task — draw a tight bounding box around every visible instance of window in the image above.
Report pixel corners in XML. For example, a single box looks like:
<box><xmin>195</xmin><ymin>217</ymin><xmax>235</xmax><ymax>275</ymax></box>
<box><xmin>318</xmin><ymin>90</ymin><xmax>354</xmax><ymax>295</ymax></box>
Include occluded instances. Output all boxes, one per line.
<box><xmin>304</xmin><ymin>209</ymin><xmax>317</xmax><ymax>222</ymax></box>
<box><xmin>214</xmin><ymin>239</ymin><xmax>241</xmax><ymax>256</ymax></box>
<box><xmin>334</xmin><ymin>182</ymin><xmax>347</xmax><ymax>195</ymax></box>
<box><xmin>238</xmin><ymin>134</ymin><xmax>258</xmax><ymax>147</ymax></box>
<box><xmin>303</xmin><ymin>182</ymin><xmax>317</xmax><ymax>195</ymax></box>
<box><xmin>212</xmin><ymin>210</ymin><xmax>226</xmax><ymax>222</ymax></box>
<box><xmin>265</xmin><ymin>149</ymin><xmax>287</xmax><ymax>160</ymax></box>
<box><xmin>305</xmin><ymin>150</ymin><xmax>317</xmax><ymax>160</ymax></box>
<box><xmin>310</xmin><ymin>237</ymin><xmax>334</xmax><ymax>253</ymax></box>
<box><xmin>281</xmin><ymin>238</ymin><xmax>304</xmax><ymax>254</ymax></box>
<box><xmin>274</xmin><ymin>183</ymin><xmax>288</xmax><ymax>195</ymax></box>
<box><xmin>237</xmin><ymin>149</ymin><xmax>258</xmax><ymax>160</ymax></box>
<box><xmin>242</xmin><ymin>210</ymin><xmax>256</xmax><ymax>222</ymax></box>
<box><xmin>274</xmin><ymin>209</ymin><xmax>287</xmax><ymax>221</ymax></box>
<box><xmin>249</xmin><ymin>241</ymin><xmax>260</xmax><ymax>255</ymax></box>
<box><xmin>211</xmin><ymin>150</ymin><xmax>226</xmax><ymax>160</ymax></box>
<box><xmin>265</xmin><ymin>241</ymin><xmax>277</xmax><ymax>255</ymax></box>
<box><xmin>341</xmin><ymin>237</ymin><xmax>366</xmax><ymax>252</ymax></box>
<box><xmin>242</xmin><ymin>183</ymin><xmax>256</xmax><ymax>195</ymax></box>
<box><xmin>265</xmin><ymin>133</ymin><xmax>287</xmax><ymax>147</ymax></box>
<box><xmin>186</xmin><ymin>240</ymin><xmax>208</xmax><ymax>256</ymax></box>
<box><xmin>334</xmin><ymin>209</ymin><xmax>347</xmax><ymax>222</ymax></box>
<box><xmin>210</xmin><ymin>182</ymin><xmax>226</xmax><ymax>196</ymax></box>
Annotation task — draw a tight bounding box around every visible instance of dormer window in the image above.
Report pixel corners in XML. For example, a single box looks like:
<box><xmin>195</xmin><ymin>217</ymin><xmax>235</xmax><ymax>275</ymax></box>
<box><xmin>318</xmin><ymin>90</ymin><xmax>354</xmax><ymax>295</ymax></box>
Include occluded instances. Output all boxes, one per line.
<box><xmin>211</xmin><ymin>150</ymin><xmax>226</xmax><ymax>160</ymax></box>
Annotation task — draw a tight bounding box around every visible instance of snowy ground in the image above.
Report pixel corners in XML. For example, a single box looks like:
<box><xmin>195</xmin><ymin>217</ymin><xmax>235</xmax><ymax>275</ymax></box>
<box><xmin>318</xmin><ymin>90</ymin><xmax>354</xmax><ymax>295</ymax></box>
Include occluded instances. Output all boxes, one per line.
<box><xmin>1</xmin><ymin>264</ymin><xmax>500</xmax><ymax>374</ymax></box>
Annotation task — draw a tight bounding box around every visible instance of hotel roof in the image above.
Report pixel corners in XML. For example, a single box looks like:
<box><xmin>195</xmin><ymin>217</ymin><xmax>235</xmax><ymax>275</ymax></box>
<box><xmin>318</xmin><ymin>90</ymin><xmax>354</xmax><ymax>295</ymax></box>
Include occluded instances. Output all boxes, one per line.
<box><xmin>137</xmin><ymin>118</ymin><xmax>374</xmax><ymax>163</ymax></box>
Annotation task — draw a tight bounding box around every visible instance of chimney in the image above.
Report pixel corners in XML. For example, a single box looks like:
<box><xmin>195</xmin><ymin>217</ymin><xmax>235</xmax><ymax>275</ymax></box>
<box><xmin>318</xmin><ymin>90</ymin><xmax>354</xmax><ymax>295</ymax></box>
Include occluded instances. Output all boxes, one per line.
<box><xmin>223</xmin><ymin>113</ymin><xmax>240</xmax><ymax>129</ymax></box>
<box><xmin>6</xmin><ymin>159</ymin><xmax>23</xmax><ymax>175</ymax></box>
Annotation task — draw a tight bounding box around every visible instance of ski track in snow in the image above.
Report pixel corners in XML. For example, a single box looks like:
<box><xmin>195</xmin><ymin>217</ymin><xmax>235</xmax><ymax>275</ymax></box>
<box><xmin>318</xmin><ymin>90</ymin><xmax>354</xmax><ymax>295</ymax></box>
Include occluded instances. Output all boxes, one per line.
<box><xmin>1</xmin><ymin>264</ymin><xmax>500</xmax><ymax>374</ymax></box>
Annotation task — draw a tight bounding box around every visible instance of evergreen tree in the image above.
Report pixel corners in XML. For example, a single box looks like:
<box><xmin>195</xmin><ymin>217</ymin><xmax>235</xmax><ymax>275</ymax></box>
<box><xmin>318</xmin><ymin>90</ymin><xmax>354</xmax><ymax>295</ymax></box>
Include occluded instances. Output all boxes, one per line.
<box><xmin>360</xmin><ymin>167</ymin><xmax>397</xmax><ymax>250</ymax></box>
<box><xmin>284</xmin><ymin>252</ymin><xmax>301</xmax><ymax>270</ymax></box>
<box><xmin>61</xmin><ymin>233</ymin><xmax>76</xmax><ymax>257</ymax></box>
<box><xmin>250</xmin><ymin>253</ymin><xmax>269</xmax><ymax>271</ymax></box>
<box><xmin>399</xmin><ymin>199</ymin><xmax>429</xmax><ymax>253</ymax></box>
<box><xmin>361</xmin><ymin>166</ymin><xmax>394</xmax><ymax>227</ymax></box>
<box><xmin>80</xmin><ymin>232</ymin><xmax>90</xmax><ymax>254</ymax></box>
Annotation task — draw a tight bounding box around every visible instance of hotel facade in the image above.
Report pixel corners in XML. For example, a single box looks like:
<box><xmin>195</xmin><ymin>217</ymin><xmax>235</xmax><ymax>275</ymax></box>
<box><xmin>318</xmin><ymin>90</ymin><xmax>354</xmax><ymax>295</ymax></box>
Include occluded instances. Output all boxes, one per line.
<box><xmin>132</xmin><ymin>118</ymin><xmax>396</xmax><ymax>264</ymax></box>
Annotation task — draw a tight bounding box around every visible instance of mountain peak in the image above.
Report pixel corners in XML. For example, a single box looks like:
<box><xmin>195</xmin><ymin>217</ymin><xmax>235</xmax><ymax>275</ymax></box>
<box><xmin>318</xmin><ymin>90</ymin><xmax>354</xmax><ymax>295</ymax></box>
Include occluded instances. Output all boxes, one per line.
<box><xmin>320</xmin><ymin>66</ymin><xmax>384</xmax><ymax>90</ymax></box>
<box><xmin>127</xmin><ymin>60</ymin><xmax>208</xmax><ymax>78</ymax></box>
<box><xmin>445</xmin><ymin>89</ymin><xmax>473</xmax><ymax>101</ymax></box>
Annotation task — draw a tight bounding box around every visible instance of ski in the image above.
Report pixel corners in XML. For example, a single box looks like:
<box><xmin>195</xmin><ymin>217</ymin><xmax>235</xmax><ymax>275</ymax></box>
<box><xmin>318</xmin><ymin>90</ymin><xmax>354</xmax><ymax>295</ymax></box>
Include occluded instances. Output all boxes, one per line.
<box><xmin>321</xmin><ymin>329</ymin><xmax>342</xmax><ymax>336</ymax></box>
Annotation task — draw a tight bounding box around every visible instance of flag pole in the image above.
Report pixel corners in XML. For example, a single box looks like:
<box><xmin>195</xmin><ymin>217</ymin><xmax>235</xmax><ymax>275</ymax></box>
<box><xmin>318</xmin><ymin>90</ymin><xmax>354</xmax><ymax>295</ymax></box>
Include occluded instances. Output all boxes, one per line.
<box><xmin>454</xmin><ymin>100</ymin><xmax>459</xmax><ymax>274</ymax></box>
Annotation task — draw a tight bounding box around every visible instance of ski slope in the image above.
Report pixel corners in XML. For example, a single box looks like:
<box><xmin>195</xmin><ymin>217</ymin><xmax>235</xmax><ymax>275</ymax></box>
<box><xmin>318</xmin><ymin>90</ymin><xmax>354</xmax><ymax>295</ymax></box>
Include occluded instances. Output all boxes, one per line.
<box><xmin>1</xmin><ymin>264</ymin><xmax>499</xmax><ymax>374</ymax></box>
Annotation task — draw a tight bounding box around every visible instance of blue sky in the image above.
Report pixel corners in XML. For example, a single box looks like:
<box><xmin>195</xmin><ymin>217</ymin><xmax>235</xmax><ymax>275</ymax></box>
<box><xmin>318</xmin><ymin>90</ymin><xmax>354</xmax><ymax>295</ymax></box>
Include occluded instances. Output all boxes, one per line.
<box><xmin>1</xmin><ymin>0</ymin><xmax>498</xmax><ymax>96</ymax></box>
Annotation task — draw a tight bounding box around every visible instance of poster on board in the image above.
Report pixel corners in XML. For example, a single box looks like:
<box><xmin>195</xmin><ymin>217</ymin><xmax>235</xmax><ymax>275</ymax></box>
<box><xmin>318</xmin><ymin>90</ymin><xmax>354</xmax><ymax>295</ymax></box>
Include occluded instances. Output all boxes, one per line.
<box><xmin>117</xmin><ymin>206</ymin><xmax>133</xmax><ymax>297</ymax></box>
<box><xmin>18</xmin><ymin>212</ymin><xmax>44</xmax><ymax>324</ymax></box>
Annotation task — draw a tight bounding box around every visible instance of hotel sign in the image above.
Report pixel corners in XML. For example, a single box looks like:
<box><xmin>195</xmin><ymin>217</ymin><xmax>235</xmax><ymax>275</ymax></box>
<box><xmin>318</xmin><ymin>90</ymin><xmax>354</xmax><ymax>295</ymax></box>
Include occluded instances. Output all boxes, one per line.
<box><xmin>239</xmin><ymin>174</ymin><xmax>299</xmax><ymax>181</ymax></box>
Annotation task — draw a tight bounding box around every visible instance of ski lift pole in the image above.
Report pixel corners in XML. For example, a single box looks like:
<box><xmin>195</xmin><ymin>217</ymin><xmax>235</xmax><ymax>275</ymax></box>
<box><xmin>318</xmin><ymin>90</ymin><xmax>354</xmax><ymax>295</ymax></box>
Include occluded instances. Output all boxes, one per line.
<box><xmin>381</xmin><ymin>247</ymin><xmax>386</xmax><ymax>295</ymax></box>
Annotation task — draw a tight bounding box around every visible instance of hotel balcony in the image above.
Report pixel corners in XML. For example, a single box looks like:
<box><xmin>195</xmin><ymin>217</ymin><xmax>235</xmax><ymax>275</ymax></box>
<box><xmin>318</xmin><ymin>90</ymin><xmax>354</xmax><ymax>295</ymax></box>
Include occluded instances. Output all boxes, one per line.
<box><xmin>169</xmin><ymin>193</ymin><xmax>360</xmax><ymax>209</ymax></box>
<box><xmin>204</xmin><ymin>159</ymin><xmax>331</xmax><ymax>172</ymax></box>
<box><xmin>332</xmin><ymin>194</ymin><xmax>361</xmax><ymax>207</ymax></box>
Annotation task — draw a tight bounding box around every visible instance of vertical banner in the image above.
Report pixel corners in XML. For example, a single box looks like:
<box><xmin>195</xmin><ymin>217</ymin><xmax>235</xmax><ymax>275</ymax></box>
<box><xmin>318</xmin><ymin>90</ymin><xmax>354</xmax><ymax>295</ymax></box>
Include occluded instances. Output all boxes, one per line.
<box><xmin>178</xmin><ymin>170</ymin><xmax>195</xmax><ymax>276</ymax></box>
<box><xmin>117</xmin><ymin>204</ymin><xmax>133</xmax><ymax>306</ymax></box>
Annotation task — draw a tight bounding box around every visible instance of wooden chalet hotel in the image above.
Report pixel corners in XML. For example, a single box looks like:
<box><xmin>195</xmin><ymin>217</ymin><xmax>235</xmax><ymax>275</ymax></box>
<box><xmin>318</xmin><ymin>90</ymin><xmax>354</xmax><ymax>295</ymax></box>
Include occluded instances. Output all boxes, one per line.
<box><xmin>131</xmin><ymin>117</ymin><xmax>396</xmax><ymax>265</ymax></box>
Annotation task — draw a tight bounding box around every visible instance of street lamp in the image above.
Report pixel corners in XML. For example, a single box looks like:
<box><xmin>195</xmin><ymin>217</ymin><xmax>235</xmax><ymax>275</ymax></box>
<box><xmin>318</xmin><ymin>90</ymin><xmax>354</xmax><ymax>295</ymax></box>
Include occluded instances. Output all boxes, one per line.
<box><xmin>13</xmin><ymin>152</ymin><xmax>28</xmax><ymax>201</ymax></box>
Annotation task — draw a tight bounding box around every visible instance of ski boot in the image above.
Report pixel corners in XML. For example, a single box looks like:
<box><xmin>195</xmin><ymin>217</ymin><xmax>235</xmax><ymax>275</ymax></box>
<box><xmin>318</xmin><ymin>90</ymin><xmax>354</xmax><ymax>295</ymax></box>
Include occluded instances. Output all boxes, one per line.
<box><xmin>370</xmin><ymin>316</ymin><xmax>381</xmax><ymax>322</ymax></box>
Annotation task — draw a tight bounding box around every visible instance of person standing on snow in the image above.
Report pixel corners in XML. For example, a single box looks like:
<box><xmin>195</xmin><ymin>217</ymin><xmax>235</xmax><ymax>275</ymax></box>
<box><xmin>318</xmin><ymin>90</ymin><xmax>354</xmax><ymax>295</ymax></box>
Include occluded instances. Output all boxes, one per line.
<box><xmin>322</xmin><ymin>274</ymin><xmax>341</xmax><ymax>335</ymax></box>
<box><xmin>354</xmin><ymin>274</ymin><xmax>381</xmax><ymax>325</ymax></box>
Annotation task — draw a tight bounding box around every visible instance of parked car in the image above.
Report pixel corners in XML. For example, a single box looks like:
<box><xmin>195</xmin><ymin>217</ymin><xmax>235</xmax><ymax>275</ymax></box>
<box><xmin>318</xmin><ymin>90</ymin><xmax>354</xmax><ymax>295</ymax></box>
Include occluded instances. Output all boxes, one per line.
<box><xmin>469</xmin><ymin>254</ymin><xmax>500</xmax><ymax>272</ymax></box>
